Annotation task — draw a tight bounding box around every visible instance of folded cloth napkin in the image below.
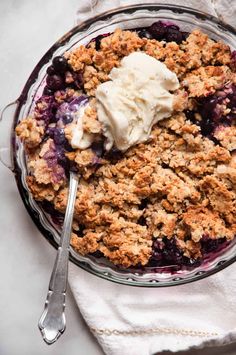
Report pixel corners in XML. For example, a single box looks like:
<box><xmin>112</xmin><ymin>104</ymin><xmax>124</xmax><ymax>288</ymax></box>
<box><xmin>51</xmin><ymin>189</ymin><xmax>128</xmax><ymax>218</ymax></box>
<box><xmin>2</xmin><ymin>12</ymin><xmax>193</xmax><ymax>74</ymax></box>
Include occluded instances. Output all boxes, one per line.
<box><xmin>69</xmin><ymin>263</ymin><xmax>236</xmax><ymax>355</ymax></box>
<box><xmin>69</xmin><ymin>1</ymin><xmax>236</xmax><ymax>354</ymax></box>
<box><xmin>76</xmin><ymin>0</ymin><xmax>236</xmax><ymax>27</ymax></box>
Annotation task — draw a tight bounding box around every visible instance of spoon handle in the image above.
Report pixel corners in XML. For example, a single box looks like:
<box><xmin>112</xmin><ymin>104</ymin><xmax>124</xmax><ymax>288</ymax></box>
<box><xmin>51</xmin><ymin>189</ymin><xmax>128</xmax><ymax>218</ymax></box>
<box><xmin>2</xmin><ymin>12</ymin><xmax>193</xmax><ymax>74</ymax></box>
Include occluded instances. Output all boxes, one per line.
<box><xmin>38</xmin><ymin>171</ymin><xmax>79</xmax><ymax>344</ymax></box>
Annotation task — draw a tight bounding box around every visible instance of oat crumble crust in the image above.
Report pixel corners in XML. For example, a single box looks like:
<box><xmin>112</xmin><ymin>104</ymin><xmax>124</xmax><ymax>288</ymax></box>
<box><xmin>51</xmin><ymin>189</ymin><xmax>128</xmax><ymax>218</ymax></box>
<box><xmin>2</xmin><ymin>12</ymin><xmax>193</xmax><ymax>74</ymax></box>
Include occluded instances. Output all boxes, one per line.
<box><xmin>16</xmin><ymin>28</ymin><xmax>236</xmax><ymax>267</ymax></box>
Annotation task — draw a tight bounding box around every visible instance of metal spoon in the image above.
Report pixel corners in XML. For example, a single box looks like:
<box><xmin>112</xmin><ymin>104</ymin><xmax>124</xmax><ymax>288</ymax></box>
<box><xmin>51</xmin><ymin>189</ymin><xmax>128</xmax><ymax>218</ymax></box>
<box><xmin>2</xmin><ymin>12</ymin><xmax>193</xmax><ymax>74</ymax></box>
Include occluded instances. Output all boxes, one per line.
<box><xmin>38</xmin><ymin>171</ymin><xmax>79</xmax><ymax>344</ymax></box>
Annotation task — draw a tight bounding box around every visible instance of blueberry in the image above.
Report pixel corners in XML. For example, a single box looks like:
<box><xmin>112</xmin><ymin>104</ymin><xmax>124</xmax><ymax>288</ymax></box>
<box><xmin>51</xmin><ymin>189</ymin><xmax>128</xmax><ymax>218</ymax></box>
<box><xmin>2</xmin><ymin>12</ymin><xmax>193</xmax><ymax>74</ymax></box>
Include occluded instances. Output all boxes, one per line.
<box><xmin>105</xmin><ymin>147</ymin><xmax>123</xmax><ymax>161</ymax></box>
<box><xmin>150</xmin><ymin>237</ymin><xmax>190</xmax><ymax>266</ymax></box>
<box><xmin>165</xmin><ymin>27</ymin><xmax>183</xmax><ymax>43</ymax></box>
<box><xmin>64</xmin><ymin>140</ymin><xmax>73</xmax><ymax>152</ymax></box>
<box><xmin>46</xmin><ymin>127</ymin><xmax>56</xmax><ymax>138</ymax></box>
<box><xmin>137</xmin><ymin>216</ymin><xmax>147</xmax><ymax>226</ymax></box>
<box><xmin>40</xmin><ymin>112</ymin><xmax>52</xmax><ymax>124</ymax></box>
<box><xmin>46</xmin><ymin>65</ymin><xmax>56</xmax><ymax>75</ymax></box>
<box><xmin>35</xmin><ymin>96</ymin><xmax>59</xmax><ymax>125</ymax></box>
<box><xmin>201</xmin><ymin>236</ymin><xmax>226</xmax><ymax>254</ymax></box>
<box><xmin>161</xmin><ymin>162</ymin><xmax>169</xmax><ymax>169</ymax></box>
<box><xmin>200</xmin><ymin>117</ymin><xmax>214</xmax><ymax>136</ymax></box>
<box><xmin>94</xmin><ymin>35</ymin><xmax>104</xmax><ymax>51</ymax></box>
<box><xmin>181</xmin><ymin>31</ymin><xmax>189</xmax><ymax>41</ymax></box>
<box><xmin>54</xmin><ymin>145</ymin><xmax>69</xmax><ymax>169</ymax></box>
<box><xmin>185</xmin><ymin>110</ymin><xmax>195</xmax><ymax>121</ymax></box>
<box><xmin>46</xmin><ymin>74</ymin><xmax>64</xmax><ymax>91</ymax></box>
<box><xmin>57</xmin><ymin>154</ymin><xmax>68</xmax><ymax>169</ymax></box>
<box><xmin>79</xmin><ymin>224</ymin><xmax>86</xmax><ymax>233</ymax></box>
<box><xmin>166</xmin><ymin>24</ymin><xmax>180</xmax><ymax>30</ymax></box>
<box><xmin>231</xmin><ymin>50</ymin><xmax>236</xmax><ymax>61</ymax></box>
<box><xmin>40</xmin><ymin>201</ymin><xmax>65</xmax><ymax>224</ymax></box>
<box><xmin>152</xmin><ymin>251</ymin><xmax>162</xmax><ymax>261</ymax></box>
<box><xmin>62</xmin><ymin>113</ymin><xmax>73</xmax><ymax>125</ymax></box>
<box><xmin>53</xmin><ymin>128</ymin><xmax>66</xmax><ymax>145</ymax></box>
<box><xmin>149</xmin><ymin>21</ymin><xmax>166</xmax><ymax>40</ymax></box>
<box><xmin>52</xmin><ymin>56</ymin><xmax>68</xmax><ymax>73</ymax></box>
<box><xmin>92</xmin><ymin>33</ymin><xmax>110</xmax><ymax>50</ymax></box>
<box><xmin>43</xmin><ymin>86</ymin><xmax>54</xmax><ymax>96</ymax></box>
<box><xmin>163</xmin><ymin>21</ymin><xmax>180</xmax><ymax>29</ymax></box>
<box><xmin>73</xmin><ymin>72</ymin><xmax>84</xmax><ymax>88</ymax></box>
<box><xmin>138</xmin><ymin>29</ymin><xmax>153</xmax><ymax>39</ymax></box>
<box><xmin>224</xmin><ymin>114</ymin><xmax>235</xmax><ymax>125</ymax></box>
<box><xmin>70</xmin><ymin>162</ymin><xmax>78</xmax><ymax>173</ymax></box>
<box><xmin>153</xmin><ymin>239</ymin><xmax>164</xmax><ymax>250</ymax></box>
<box><xmin>91</xmin><ymin>141</ymin><xmax>104</xmax><ymax>157</ymax></box>
<box><xmin>91</xmin><ymin>250</ymin><xmax>104</xmax><ymax>258</ymax></box>
<box><xmin>198</xmin><ymin>97</ymin><xmax>219</xmax><ymax>136</ymax></box>
<box><xmin>138</xmin><ymin>198</ymin><xmax>149</xmax><ymax>210</ymax></box>
<box><xmin>183</xmin><ymin>257</ymin><xmax>201</xmax><ymax>267</ymax></box>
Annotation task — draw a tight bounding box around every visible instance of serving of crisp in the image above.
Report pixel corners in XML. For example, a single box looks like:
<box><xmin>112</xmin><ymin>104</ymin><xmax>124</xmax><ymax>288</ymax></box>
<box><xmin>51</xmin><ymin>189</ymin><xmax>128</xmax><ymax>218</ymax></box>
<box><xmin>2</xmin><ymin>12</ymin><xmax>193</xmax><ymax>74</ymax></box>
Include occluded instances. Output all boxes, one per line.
<box><xmin>15</xmin><ymin>21</ymin><xmax>236</xmax><ymax>269</ymax></box>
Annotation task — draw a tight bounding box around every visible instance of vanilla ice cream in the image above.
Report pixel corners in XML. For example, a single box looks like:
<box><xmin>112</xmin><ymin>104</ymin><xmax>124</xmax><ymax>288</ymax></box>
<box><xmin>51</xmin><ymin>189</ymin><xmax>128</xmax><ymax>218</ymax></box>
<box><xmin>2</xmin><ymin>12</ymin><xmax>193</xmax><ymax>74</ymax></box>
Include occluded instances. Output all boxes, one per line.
<box><xmin>95</xmin><ymin>52</ymin><xmax>179</xmax><ymax>151</ymax></box>
<box><xmin>71</xmin><ymin>104</ymin><xmax>94</xmax><ymax>150</ymax></box>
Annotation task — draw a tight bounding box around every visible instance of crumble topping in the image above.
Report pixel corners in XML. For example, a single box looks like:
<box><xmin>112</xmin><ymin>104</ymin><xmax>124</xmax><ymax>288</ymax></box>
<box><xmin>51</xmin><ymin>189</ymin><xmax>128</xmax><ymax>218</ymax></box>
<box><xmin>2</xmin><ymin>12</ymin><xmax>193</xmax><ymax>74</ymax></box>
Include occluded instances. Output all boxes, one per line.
<box><xmin>182</xmin><ymin>66</ymin><xmax>234</xmax><ymax>97</ymax></box>
<box><xmin>15</xmin><ymin>26</ymin><xmax>236</xmax><ymax>268</ymax></box>
<box><xmin>15</xmin><ymin>117</ymin><xmax>44</xmax><ymax>148</ymax></box>
<box><xmin>214</xmin><ymin>125</ymin><xmax>236</xmax><ymax>151</ymax></box>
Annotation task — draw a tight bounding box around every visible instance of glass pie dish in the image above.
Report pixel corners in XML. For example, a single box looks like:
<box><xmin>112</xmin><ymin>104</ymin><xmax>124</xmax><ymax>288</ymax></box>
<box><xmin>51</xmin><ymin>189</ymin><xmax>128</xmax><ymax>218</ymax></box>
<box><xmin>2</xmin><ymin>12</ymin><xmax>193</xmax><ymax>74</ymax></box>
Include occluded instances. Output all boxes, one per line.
<box><xmin>1</xmin><ymin>4</ymin><xmax>236</xmax><ymax>287</ymax></box>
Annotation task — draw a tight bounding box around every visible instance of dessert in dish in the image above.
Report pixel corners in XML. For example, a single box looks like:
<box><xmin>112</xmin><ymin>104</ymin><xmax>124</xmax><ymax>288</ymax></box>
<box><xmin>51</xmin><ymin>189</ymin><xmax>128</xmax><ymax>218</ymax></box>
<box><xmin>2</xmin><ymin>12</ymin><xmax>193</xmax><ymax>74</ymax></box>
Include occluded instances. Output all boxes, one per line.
<box><xmin>16</xmin><ymin>21</ymin><xmax>236</xmax><ymax>269</ymax></box>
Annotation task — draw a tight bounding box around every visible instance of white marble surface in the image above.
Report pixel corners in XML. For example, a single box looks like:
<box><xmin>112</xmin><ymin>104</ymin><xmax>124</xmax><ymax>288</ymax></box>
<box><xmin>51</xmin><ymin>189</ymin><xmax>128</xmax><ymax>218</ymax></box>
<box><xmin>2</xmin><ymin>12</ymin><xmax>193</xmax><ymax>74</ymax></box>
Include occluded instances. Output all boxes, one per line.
<box><xmin>0</xmin><ymin>1</ymin><xmax>103</xmax><ymax>354</ymax></box>
<box><xmin>1</xmin><ymin>1</ymin><xmax>236</xmax><ymax>355</ymax></box>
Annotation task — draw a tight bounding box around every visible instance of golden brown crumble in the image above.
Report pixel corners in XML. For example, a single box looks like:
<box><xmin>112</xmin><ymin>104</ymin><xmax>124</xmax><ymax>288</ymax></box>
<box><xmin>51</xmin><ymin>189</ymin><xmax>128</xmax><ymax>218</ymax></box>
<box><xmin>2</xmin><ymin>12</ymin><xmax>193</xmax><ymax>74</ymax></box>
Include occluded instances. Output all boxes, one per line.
<box><xmin>15</xmin><ymin>27</ymin><xmax>236</xmax><ymax>268</ymax></box>
<box><xmin>181</xmin><ymin>30</ymin><xmax>231</xmax><ymax>68</ymax></box>
<box><xmin>82</xmin><ymin>105</ymin><xmax>102</xmax><ymax>134</ymax></box>
<box><xmin>54</xmin><ymin>88</ymin><xmax>80</xmax><ymax>104</ymax></box>
<box><xmin>99</xmin><ymin>28</ymin><xmax>144</xmax><ymax>57</ymax></box>
<box><xmin>64</xmin><ymin>28</ymin><xmax>235</xmax><ymax>99</ymax></box>
<box><xmin>65</xmin><ymin>45</ymin><xmax>95</xmax><ymax>71</ymax></box>
<box><xmin>214</xmin><ymin>125</ymin><xmax>236</xmax><ymax>151</ymax></box>
<box><xmin>15</xmin><ymin>117</ymin><xmax>44</xmax><ymax>148</ymax></box>
<box><xmin>182</xmin><ymin>206</ymin><xmax>235</xmax><ymax>242</ymax></box>
<box><xmin>27</xmin><ymin>139</ymin><xmax>65</xmax><ymax>190</ymax></box>
<box><xmin>182</xmin><ymin>66</ymin><xmax>233</xmax><ymax>97</ymax></box>
<box><xmin>64</xmin><ymin>104</ymin><xmax>101</xmax><ymax>145</ymax></box>
<box><xmin>26</xmin><ymin>176</ymin><xmax>56</xmax><ymax>202</ymax></box>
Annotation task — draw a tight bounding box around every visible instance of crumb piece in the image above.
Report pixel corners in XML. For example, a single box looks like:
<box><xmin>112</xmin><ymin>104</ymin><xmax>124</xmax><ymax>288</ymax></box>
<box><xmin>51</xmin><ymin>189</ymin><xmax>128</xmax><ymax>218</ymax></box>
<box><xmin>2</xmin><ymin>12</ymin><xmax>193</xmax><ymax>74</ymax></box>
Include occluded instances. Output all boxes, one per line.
<box><xmin>65</xmin><ymin>46</ymin><xmax>95</xmax><ymax>71</ymax></box>
<box><xmin>100</xmin><ymin>28</ymin><xmax>144</xmax><ymax>57</ymax></box>
<box><xmin>74</xmin><ymin>148</ymin><xmax>96</xmax><ymax>166</ymax></box>
<box><xmin>173</xmin><ymin>90</ymin><xmax>189</xmax><ymax>111</ymax></box>
<box><xmin>199</xmin><ymin>175</ymin><xmax>236</xmax><ymax>217</ymax></box>
<box><xmin>214</xmin><ymin>125</ymin><xmax>236</xmax><ymax>151</ymax></box>
<box><xmin>26</xmin><ymin>176</ymin><xmax>56</xmax><ymax>201</ymax></box>
<box><xmin>143</xmin><ymin>39</ymin><xmax>166</xmax><ymax>60</ymax></box>
<box><xmin>182</xmin><ymin>66</ymin><xmax>233</xmax><ymax>97</ymax></box>
<box><xmin>83</xmin><ymin>65</ymin><xmax>109</xmax><ymax>96</ymax></box>
<box><xmin>15</xmin><ymin>117</ymin><xmax>44</xmax><ymax>148</ymax></box>
<box><xmin>27</xmin><ymin>139</ymin><xmax>65</xmax><ymax>190</ymax></box>
<box><xmin>163</xmin><ymin>42</ymin><xmax>187</xmax><ymax>76</ymax></box>
<box><xmin>82</xmin><ymin>105</ymin><xmax>101</xmax><ymax>134</ymax></box>
<box><xmin>71</xmin><ymin>219</ymin><xmax>152</xmax><ymax>267</ymax></box>
<box><xmin>182</xmin><ymin>30</ymin><xmax>231</xmax><ymax>68</ymax></box>
<box><xmin>145</xmin><ymin>204</ymin><xmax>177</xmax><ymax>238</ymax></box>
<box><xmin>177</xmin><ymin>238</ymin><xmax>202</xmax><ymax>259</ymax></box>
<box><xmin>182</xmin><ymin>205</ymin><xmax>234</xmax><ymax>242</ymax></box>
<box><xmin>92</xmin><ymin>50</ymin><xmax>120</xmax><ymax>73</ymax></box>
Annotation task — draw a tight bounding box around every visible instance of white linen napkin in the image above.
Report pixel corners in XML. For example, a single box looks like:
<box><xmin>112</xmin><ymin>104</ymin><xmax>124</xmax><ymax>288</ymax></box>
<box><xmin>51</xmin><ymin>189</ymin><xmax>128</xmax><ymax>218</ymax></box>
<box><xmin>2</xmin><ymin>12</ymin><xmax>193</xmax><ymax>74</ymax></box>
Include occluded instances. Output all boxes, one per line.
<box><xmin>69</xmin><ymin>262</ymin><xmax>236</xmax><ymax>355</ymax></box>
<box><xmin>76</xmin><ymin>0</ymin><xmax>236</xmax><ymax>27</ymax></box>
<box><xmin>69</xmin><ymin>1</ymin><xmax>236</xmax><ymax>354</ymax></box>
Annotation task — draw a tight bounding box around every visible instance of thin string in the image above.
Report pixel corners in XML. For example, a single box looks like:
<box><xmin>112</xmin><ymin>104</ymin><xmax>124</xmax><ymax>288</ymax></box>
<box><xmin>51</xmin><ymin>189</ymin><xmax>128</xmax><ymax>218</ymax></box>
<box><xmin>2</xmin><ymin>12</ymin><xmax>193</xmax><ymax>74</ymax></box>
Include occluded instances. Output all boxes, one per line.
<box><xmin>91</xmin><ymin>327</ymin><xmax>219</xmax><ymax>338</ymax></box>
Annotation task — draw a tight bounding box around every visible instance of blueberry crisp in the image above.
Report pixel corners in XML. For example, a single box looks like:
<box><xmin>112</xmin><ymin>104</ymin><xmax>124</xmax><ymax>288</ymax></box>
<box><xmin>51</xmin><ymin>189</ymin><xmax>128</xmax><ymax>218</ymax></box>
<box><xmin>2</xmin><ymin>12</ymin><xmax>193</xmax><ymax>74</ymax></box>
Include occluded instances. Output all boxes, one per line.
<box><xmin>16</xmin><ymin>21</ymin><xmax>236</xmax><ymax>268</ymax></box>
